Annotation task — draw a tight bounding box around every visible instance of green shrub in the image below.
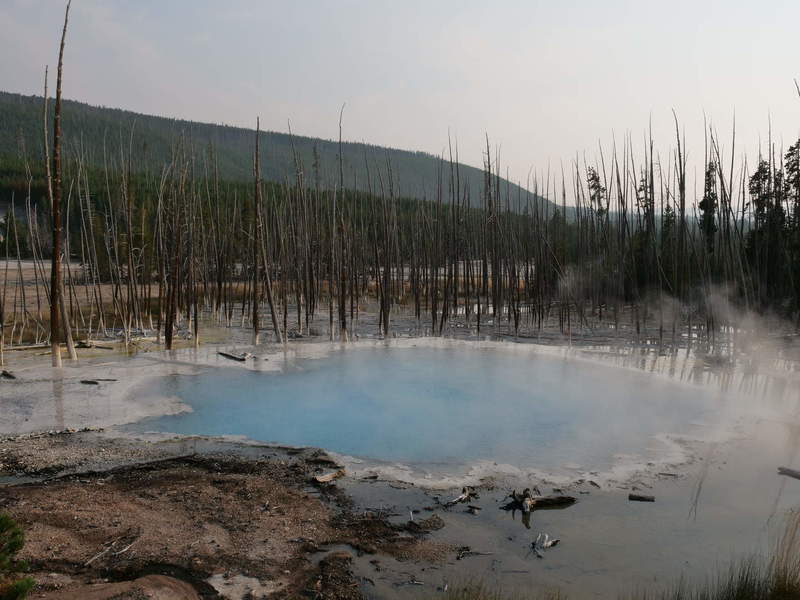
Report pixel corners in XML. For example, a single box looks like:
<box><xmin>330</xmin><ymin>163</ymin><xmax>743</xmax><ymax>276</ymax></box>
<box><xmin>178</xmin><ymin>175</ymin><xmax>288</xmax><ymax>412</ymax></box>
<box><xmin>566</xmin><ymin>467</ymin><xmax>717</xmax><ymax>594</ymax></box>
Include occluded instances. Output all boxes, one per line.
<box><xmin>0</xmin><ymin>513</ymin><xmax>34</xmax><ymax>600</ymax></box>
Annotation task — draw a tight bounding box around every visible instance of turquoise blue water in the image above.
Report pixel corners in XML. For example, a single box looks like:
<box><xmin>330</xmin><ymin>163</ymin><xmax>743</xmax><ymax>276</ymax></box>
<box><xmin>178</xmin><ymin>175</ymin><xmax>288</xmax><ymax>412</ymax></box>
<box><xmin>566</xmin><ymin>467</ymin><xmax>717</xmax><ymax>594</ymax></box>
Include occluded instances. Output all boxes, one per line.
<box><xmin>131</xmin><ymin>346</ymin><xmax>716</xmax><ymax>470</ymax></box>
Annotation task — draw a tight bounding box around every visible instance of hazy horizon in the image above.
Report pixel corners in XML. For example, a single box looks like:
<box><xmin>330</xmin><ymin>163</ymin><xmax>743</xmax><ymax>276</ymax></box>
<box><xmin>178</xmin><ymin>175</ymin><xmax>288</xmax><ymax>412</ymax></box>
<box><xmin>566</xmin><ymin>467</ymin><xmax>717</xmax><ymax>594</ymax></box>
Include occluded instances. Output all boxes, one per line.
<box><xmin>2</xmin><ymin>0</ymin><xmax>800</xmax><ymax>188</ymax></box>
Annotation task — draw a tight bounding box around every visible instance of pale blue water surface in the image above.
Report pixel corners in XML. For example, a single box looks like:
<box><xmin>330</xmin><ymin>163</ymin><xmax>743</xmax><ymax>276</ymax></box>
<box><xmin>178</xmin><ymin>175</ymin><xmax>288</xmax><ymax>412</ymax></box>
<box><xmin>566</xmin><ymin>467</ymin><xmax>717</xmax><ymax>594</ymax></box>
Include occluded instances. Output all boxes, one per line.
<box><xmin>131</xmin><ymin>346</ymin><xmax>717</xmax><ymax>472</ymax></box>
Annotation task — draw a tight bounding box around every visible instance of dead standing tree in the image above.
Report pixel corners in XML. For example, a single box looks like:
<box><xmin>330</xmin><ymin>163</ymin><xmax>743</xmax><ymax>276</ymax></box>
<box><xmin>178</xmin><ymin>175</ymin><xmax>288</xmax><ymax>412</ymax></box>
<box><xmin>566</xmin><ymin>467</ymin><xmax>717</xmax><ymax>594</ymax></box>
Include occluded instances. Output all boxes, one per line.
<box><xmin>45</xmin><ymin>0</ymin><xmax>77</xmax><ymax>366</ymax></box>
<box><xmin>253</xmin><ymin>119</ymin><xmax>283</xmax><ymax>344</ymax></box>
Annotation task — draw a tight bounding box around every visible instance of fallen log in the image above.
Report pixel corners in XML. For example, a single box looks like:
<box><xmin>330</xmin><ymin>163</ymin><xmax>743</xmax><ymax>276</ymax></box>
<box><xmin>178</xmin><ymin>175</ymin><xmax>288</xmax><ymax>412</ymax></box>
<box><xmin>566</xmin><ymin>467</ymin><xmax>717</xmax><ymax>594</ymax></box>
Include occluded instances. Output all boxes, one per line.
<box><xmin>80</xmin><ymin>380</ymin><xmax>100</xmax><ymax>385</ymax></box>
<box><xmin>501</xmin><ymin>489</ymin><xmax>576</xmax><ymax>512</ymax></box>
<box><xmin>778</xmin><ymin>467</ymin><xmax>800</xmax><ymax>481</ymax></box>
<box><xmin>446</xmin><ymin>486</ymin><xmax>478</xmax><ymax>506</ymax></box>
<box><xmin>531</xmin><ymin>532</ymin><xmax>560</xmax><ymax>558</ymax></box>
<box><xmin>5</xmin><ymin>343</ymin><xmax>50</xmax><ymax>351</ymax></box>
<box><xmin>456</xmin><ymin>545</ymin><xmax>493</xmax><ymax>560</ymax></box>
<box><xmin>218</xmin><ymin>351</ymin><xmax>248</xmax><ymax>362</ymax></box>
<box><xmin>75</xmin><ymin>341</ymin><xmax>114</xmax><ymax>350</ymax></box>
<box><xmin>628</xmin><ymin>494</ymin><xmax>655</xmax><ymax>502</ymax></box>
<box><xmin>313</xmin><ymin>469</ymin><xmax>345</xmax><ymax>484</ymax></box>
<box><xmin>527</xmin><ymin>495</ymin><xmax>577</xmax><ymax>508</ymax></box>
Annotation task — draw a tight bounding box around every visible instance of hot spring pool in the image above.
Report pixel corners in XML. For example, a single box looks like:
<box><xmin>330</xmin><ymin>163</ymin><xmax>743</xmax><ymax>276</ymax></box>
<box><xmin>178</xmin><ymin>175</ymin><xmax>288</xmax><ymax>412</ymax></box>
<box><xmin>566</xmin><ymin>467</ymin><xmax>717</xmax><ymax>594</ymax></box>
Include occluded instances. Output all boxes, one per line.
<box><xmin>131</xmin><ymin>345</ymin><xmax>720</xmax><ymax>476</ymax></box>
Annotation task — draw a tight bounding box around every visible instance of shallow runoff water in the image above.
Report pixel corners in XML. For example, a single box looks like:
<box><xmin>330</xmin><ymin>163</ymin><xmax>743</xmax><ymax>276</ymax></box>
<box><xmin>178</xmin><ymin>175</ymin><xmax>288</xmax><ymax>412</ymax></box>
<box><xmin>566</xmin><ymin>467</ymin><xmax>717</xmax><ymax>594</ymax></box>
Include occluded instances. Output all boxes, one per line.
<box><xmin>132</xmin><ymin>344</ymin><xmax>721</xmax><ymax>479</ymax></box>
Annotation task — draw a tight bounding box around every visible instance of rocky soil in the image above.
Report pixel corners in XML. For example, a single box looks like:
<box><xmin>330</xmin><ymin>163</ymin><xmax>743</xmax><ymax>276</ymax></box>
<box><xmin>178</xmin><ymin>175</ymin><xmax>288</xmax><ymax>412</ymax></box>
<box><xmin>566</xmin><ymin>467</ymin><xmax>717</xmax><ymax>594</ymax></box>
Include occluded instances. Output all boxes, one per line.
<box><xmin>0</xmin><ymin>432</ymin><xmax>448</xmax><ymax>599</ymax></box>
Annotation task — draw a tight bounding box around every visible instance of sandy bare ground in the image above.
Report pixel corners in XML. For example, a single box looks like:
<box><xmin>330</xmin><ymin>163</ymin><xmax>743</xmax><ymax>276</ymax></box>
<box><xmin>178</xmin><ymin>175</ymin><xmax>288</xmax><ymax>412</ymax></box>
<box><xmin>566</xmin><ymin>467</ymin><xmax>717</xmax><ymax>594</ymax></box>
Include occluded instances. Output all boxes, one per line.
<box><xmin>0</xmin><ymin>259</ymin><xmax>139</xmax><ymax>347</ymax></box>
<box><xmin>0</xmin><ymin>432</ymin><xmax>446</xmax><ymax>600</ymax></box>
<box><xmin>0</xmin><ymin>260</ymin><xmax>111</xmax><ymax>313</ymax></box>
<box><xmin>31</xmin><ymin>574</ymin><xmax>200</xmax><ymax>600</ymax></box>
<box><xmin>4</xmin><ymin>451</ymin><xmax>336</xmax><ymax>598</ymax></box>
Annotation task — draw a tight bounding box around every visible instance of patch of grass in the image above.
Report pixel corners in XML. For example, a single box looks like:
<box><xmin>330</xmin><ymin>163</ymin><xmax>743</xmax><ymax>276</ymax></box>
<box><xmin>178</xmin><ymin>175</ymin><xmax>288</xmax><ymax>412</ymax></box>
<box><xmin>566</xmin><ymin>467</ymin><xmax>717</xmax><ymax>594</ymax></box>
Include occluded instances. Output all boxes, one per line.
<box><xmin>0</xmin><ymin>513</ymin><xmax>34</xmax><ymax>600</ymax></box>
<box><xmin>650</xmin><ymin>511</ymin><xmax>800</xmax><ymax>600</ymax></box>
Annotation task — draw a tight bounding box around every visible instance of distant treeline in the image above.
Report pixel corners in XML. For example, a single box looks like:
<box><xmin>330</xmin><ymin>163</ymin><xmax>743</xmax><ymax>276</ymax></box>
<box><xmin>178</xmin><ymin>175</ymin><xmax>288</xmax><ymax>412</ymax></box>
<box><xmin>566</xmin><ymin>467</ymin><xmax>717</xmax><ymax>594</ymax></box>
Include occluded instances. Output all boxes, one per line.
<box><xmin>0</xmin><ymin>90</ymin><xmax>547</xmax><ymax>210</ymax></box>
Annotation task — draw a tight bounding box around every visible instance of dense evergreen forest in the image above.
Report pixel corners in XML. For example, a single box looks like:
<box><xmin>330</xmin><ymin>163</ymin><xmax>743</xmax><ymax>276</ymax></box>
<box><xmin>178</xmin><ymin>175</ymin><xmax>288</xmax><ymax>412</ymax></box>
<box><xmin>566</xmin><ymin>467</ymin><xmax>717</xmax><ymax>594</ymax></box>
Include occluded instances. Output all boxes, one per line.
<box><xmin>0</xmin><ymin>90</ymin><xmax>544</xmax><ymax>209</ymax></box>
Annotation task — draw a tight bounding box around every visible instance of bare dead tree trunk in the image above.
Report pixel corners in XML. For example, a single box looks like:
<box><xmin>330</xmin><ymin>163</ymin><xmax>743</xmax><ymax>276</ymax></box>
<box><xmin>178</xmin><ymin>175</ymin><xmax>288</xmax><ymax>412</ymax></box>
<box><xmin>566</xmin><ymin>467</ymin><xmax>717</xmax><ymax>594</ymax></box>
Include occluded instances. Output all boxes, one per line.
<box><xmin>46</xmin><ymin>1</ymin><xmax>75</xmax><ymax>366</ymax></box>
<box><xmin>253</xmin><ymin>118</ymin><xmax>283</xmax><ymax>344</ymax></box>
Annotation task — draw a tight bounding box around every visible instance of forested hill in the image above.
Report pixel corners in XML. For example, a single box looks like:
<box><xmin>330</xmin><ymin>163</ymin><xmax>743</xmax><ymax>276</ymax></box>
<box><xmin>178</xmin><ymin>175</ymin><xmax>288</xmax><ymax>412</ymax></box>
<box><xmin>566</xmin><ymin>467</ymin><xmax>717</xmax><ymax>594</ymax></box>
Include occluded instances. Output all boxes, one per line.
<box><xmin>0</xmin><ymin>90</ymin><xmax>551</xmax><ymax>210</ymax></box>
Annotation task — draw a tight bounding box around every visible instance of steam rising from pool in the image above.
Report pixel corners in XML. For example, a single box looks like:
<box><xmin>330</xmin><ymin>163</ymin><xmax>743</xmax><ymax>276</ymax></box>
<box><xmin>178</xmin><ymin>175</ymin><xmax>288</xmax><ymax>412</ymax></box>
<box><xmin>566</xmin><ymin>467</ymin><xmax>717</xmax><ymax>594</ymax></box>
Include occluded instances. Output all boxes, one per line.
<box><xmin>131</xmin><ymin>345</ymin><xmax>727</xmax><ymax>483</ymax></box>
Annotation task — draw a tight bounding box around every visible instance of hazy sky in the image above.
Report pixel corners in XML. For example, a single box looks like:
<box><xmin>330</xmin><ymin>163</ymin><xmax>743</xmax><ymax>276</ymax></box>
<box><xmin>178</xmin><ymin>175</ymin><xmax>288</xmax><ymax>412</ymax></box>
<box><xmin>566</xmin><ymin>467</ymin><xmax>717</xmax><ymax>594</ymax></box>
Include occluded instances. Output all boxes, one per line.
<box><xmin>2</xmin><ymin>0</ymin><xmax>799</xmax><ymax>187</ymax></box>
